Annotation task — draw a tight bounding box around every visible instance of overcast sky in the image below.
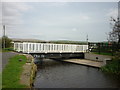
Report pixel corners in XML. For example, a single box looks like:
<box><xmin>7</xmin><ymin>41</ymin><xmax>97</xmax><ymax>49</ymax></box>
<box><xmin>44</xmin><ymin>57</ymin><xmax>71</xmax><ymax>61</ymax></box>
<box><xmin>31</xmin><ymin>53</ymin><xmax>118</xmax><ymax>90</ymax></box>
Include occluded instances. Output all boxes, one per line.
<box><xmin>1</xmin><ymin>2</ymin><xmax>118</xmax><ymax>42</ymax></box>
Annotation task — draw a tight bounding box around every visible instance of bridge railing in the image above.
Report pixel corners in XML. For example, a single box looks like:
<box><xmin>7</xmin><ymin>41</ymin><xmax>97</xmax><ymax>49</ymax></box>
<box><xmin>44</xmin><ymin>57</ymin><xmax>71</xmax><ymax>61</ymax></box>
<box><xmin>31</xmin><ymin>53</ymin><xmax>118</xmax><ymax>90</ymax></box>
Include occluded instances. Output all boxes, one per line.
<box><xmin>14</xmin><ymin>42</ymin><xmax>88</xmax><ymax>53</ymax></box>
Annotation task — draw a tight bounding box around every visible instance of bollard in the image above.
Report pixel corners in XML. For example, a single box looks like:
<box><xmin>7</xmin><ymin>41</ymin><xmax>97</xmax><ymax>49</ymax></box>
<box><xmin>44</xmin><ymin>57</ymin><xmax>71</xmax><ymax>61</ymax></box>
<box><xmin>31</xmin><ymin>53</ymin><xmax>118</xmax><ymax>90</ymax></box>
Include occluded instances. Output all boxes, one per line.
<box><xmin>103</xmin><ymin>58</ymin><xmax>111</xmax><ymax>65</ymax></box>
<box><xmin>103</xmin><ymin>59</ymin><xmax>106</xmax><ymax>65</ymax></box>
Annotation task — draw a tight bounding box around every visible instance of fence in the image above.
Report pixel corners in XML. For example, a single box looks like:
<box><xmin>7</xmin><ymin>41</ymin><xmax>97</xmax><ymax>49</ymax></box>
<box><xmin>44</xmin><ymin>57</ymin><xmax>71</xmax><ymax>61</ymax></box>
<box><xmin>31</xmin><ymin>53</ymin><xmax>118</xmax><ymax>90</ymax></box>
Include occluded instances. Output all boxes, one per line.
<box><xmin>88</xmin><ymin>42</ymin><xmax>119</xmax><ymax>55</ymax></box>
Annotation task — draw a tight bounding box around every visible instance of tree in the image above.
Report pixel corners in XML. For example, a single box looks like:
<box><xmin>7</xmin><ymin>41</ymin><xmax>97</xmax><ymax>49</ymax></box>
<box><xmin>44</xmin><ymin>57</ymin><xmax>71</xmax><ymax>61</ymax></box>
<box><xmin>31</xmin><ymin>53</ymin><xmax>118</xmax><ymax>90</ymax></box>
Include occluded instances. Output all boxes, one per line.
<box><xmin>108</xmin><ymin>17</ymin><xmax>120</xmax><ymax>51</ymax></box>
<box><xmin>1</xmin><ymin>36</ymin><xmax>12</xmax><ymax>48</ymax></box>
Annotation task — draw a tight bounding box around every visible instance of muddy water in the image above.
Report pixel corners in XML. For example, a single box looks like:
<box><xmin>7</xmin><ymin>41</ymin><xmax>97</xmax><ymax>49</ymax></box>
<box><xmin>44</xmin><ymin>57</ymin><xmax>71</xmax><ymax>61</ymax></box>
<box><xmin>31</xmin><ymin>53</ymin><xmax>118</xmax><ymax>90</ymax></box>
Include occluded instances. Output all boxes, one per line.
<box><xmin>34</xmin><ymin>58</ymin><xmax>120</xmax><ymax>88</ymax></box>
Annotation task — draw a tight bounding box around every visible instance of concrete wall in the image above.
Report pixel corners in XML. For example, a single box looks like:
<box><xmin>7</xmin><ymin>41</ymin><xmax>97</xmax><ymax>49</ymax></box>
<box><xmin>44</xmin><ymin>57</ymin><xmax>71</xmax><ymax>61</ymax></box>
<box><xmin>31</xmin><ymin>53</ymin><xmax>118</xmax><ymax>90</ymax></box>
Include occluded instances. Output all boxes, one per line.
<box><xmin>85</xmin><ymin>53</ymin><xmax>112</xmax><ymax>61</ymax></box>
<box><xmin>20</xmin><ymin>54</ymin><xmax>37</xmax><ymax>88</ymax></box>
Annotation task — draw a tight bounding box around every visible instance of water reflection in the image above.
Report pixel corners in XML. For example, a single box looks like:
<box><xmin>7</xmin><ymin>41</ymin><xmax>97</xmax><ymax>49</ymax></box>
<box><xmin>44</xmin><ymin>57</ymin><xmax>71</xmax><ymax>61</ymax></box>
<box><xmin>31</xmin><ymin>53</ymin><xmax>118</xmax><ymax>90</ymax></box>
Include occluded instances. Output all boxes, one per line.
<box><xmin>34</xmin><ymin>58</ymin><xmax>120</xmax><ymax>88</ymax></box>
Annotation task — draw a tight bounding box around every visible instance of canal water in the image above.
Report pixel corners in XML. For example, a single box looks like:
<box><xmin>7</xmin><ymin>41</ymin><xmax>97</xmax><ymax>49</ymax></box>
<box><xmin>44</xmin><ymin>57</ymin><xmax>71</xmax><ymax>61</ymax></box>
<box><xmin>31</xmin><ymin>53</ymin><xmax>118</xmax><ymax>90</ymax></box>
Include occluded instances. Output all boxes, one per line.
<box><xmin>34</xmin><ymin>58</ymin><xmax>120</xmax><ymax>88</ymax></box>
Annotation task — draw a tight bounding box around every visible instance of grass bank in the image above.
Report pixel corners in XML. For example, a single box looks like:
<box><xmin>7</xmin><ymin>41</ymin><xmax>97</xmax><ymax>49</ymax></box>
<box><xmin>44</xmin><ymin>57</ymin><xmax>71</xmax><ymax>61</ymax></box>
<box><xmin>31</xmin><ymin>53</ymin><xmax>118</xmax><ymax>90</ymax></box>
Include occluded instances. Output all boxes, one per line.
<box><xmin>101</xmin><ymin>52</ymin><xmax>120</xmax><ymax>75</ymax></box>
<box><xmin>2</xmin><ymin>55</ymin><xmax>27</xmax><ymax>88</ymax></box>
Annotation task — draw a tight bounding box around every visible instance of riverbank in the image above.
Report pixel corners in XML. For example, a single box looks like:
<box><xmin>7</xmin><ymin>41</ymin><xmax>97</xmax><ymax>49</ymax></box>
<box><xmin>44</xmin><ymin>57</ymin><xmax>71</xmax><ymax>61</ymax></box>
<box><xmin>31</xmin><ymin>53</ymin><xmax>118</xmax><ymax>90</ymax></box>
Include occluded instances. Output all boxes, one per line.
<box><xmin>20</xmin><ymin>54</ymin><xmax>37</xmax><ymax>88</ymax></box>
<box><xmin>101</xmin><ymin>59</ymin><xmax>120</xmax><ymax>75</ymax></box>
<box><xmin>2</xmin><ymin>53</ymin><xmax>37</xmax><ymax>88</ymax></box>
<box><xmin>1</xmin><ymin>51</ymin><xmax>18</xmax><ymax>89</ymax></box>
<box><xmin>2</xmin><ymin>55</ymin><xmax>27</xmax><ymax>88</ymax></box>
<box><xmin>101</xmin><ymin>52</ymin><xmax>120</xmax><ymax>75</ymax></box>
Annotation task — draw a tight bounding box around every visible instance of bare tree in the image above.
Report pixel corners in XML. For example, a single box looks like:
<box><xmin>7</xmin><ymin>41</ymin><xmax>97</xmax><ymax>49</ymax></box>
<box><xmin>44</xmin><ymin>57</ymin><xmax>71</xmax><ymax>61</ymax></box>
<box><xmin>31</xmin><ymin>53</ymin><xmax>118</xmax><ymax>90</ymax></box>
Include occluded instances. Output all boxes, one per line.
<box><xmin>109</xmin><ymin>17</ymin><xmax>120</xmax><ymax>51</ymax></box>
<box><xmin>109</xmin><ymin>17</ymin><xmax>120</xmax><ymax>43</ymax></box>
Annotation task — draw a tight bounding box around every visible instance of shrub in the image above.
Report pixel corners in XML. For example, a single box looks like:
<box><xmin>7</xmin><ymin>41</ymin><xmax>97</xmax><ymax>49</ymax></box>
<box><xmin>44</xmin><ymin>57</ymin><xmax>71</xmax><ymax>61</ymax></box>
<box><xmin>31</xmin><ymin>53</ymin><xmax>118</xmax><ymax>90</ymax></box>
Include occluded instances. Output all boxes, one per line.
<box><xmin>101</xmin><ymin>52</ymin><xmax>120</xmax><ymax>75</ymax></box>
<box><xmin>1</xmin><ymin>36</ymin><xmax>12</xmax><ymax>48</ymax></box>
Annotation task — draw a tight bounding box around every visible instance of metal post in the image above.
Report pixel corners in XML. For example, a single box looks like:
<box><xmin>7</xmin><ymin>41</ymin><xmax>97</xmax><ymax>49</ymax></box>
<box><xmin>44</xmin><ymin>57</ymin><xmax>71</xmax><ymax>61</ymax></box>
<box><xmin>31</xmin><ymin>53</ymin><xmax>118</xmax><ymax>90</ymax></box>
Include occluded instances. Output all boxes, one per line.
<box><xmin>3</xmin><ymin>25</ymin><xmax>6</xmax><ymax>49</ymax></box>
<box><xmin>86</xmin><ymin>34</ymin><xmax>88</xmax><ymax>45</ymax></box>
<box><xmin>98</xmin><ymin>43</ymin><xmax>100</xmax><ymax>54</ymax></box>
<box><xmin>13</xmin><ymin>43</ymin><xmax>15</xmax><ymax>50</ymax></box>
<box><xmin>83</xmin><ymin>45</ymin><xmax>84</xmax><ymax>52</ymax></box>
<box><xmin>28</xmin><ymin>43</ymin><xmax>29</xmax><ymax>53</ymax></box>
<box><xmin>23</xmin><ymin>43</ymin><xmax>24</xmax><ymax>52</ymax></box>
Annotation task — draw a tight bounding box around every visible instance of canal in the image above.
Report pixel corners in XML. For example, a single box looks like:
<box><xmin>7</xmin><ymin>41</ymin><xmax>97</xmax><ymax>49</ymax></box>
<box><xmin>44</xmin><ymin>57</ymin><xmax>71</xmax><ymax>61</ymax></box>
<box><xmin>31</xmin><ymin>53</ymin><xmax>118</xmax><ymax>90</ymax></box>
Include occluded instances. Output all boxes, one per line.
<box><xmin>34</xmin><ymin>58</ymin><xmax>120</xmax><ymax>88</ymax></box>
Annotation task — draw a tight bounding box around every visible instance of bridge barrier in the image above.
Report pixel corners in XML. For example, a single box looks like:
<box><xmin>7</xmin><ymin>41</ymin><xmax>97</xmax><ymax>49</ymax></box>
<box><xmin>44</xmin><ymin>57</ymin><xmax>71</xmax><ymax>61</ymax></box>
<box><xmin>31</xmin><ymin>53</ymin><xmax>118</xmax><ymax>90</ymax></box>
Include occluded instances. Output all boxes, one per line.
<box><xmin>13</xmin><ymin>42</ymin><xmax>88</xmax><ymax>53</ymax></box>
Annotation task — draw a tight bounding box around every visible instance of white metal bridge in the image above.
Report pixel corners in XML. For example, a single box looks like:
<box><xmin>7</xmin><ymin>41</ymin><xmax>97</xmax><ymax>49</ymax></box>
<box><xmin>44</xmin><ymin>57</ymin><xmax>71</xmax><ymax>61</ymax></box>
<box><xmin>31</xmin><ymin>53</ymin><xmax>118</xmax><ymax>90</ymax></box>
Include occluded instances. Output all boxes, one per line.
<box><xmin>13</xmin><ymin>42</ymin><xmax>88</xmax><ymax>53</ymax></box>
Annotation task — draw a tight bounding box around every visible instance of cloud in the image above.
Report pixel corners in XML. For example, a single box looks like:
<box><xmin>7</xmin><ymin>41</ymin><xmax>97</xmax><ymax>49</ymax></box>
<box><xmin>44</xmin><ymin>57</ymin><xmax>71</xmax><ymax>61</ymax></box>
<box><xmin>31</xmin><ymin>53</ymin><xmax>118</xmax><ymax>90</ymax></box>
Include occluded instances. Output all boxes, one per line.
<box><xmin>82</xmin><ymin>16</ymin><xmax>90</xmax><ymax>20</ymax></box>
<box><xmin>38</xmin><ymin>13</ymin><xmax>91</xmax><ymax>27</ymax></box>
<box><xmin>2</xmin><ymin>0</ymin><xmax>119</xmax><ymax>2</ymax></box>
<box><xmin>0</xmin><ymin>2</ymin><xmax>2</xmax><ymax>24</ymax></box>
<box><xmin>2</xmin><ymin>2</ymin><xmax>32</xmax><ymax>25</ymax></box>
<box><xmin>107</xmin><ymin>8</ymin><xmax>118</xmax><ymax>18</ymax></box>
<box><xmin>64</xmin><ymin>14</ymin><xmax>91</xmax><ymax>21</ymax></box>
<box><xmin>72</xmin><ymin>28</ymin><xmax>77</xmax><ymax>31</ymax></box>
<box><xmin>40</xmin><ymin>2</ymin><xmax>68</xmax><ymax>7</ymax></box>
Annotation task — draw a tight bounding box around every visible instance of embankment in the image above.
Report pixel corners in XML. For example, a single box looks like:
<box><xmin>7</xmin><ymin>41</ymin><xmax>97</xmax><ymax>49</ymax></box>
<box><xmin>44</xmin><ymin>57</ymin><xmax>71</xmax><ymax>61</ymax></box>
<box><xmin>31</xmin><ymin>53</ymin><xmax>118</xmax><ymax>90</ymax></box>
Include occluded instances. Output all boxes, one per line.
<box><xmin>20</xmin><ymin>54</ymin><xmax>37</xmax><ymax>88</ymax></box>
<box><xmin>2</xmin><ymin>54</ymin><xmax>27</xmax><ymax>88</ymax></box>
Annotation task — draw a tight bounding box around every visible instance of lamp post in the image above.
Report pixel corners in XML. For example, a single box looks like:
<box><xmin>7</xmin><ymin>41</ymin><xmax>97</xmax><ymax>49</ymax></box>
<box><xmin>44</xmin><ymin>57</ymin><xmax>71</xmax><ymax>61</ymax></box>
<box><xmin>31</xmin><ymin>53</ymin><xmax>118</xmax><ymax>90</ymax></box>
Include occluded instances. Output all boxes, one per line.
<box><xmin>86</xmin><ymin>34</ymin><xmax>89</xmax><ymax>52</ymax></box>
<box><xmin>3</xmin><ymin>25</ymin><xmax>6</xmax><ymax>49</ymax></box>
<box><xmin>86</xmin><ymin>34</ymin><xmax>88</xmax><ymax>45</ymax></box>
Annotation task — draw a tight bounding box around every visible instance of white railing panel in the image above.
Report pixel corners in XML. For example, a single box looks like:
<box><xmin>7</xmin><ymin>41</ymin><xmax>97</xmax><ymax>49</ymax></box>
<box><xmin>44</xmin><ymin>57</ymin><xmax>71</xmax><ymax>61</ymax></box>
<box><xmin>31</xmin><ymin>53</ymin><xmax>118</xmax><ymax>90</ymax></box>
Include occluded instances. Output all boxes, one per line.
<box><xmin>13</xmin><ymin>42</ymin><xmax>88</xmax><ymax>53</ymax></box>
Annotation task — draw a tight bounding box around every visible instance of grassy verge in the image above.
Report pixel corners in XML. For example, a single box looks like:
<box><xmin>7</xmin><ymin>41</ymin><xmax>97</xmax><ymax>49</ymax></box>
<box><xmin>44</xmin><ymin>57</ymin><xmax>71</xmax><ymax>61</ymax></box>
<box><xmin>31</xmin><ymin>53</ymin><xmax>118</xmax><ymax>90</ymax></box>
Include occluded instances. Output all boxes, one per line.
<box><xmin>92</xmin><ymin>52</ymin><xmax>113</xmax><ymax>56</ymax></box>
<box><xmin>101</xmin><ymin>52</ymin><xmax>120</xmax><ymax>75</ymax></box>
<box><xmin>0</xmin><ymin>72</ymin><xmax>2</xmax><ymax>89</ymax></box>
<box><xmin>101</xmin><ymin>60</ymin><xmax>120</xmax><ymax>75</ymax></box>
<box><xmin>1</xmin><ymin>48</ymin><xmax>14</xmax><ymax>52</ymax></box>
<box><xmin>2</xmin><ymin>55</ymin><xmax>27</xmax><ymax>88</ymax></box>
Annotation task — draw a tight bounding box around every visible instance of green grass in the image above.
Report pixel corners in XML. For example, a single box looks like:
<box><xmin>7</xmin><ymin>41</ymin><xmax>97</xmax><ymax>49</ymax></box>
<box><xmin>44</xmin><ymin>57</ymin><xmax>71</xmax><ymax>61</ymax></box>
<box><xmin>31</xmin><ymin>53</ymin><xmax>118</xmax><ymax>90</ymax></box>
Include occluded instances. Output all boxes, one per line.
<box><xmin>101</xmin><ymin>60</ymin><xmax>120</xmax><ymax>75</ymax></box>
<box><xmin>0</xmin><ymin>72</ymin><xmax>2</xmax><ymax>89</ymax></box>
<box><xmin>2</xmin><ymin>55</ymin><xmax>27</xmax><ymax>88</ymax></box>
<box><xmin>1</xmin><ymin>48</ymin><xmax>14</xmax><ymax>52</ymax></box>
<box><xmin>101</xmin><ymin>52</ymin><xmax>120</xmax><ymax>75</ymax></box>
<box><xmin>92</xmin><ymin>52</ymin><xmax>113</xmax><ymax>56</ymax></box>
<box><xmin>1</xmin><ymin>49</ymin><xmax>10</xmax><ymax>52</ymax></box>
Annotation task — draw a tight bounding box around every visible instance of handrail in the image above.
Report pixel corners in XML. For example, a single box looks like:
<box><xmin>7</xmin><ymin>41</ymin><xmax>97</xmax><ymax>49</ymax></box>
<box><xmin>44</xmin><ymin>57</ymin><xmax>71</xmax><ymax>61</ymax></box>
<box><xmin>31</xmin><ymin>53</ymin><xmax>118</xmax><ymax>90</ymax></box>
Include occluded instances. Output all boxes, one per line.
<box><xmin>13</xmin><ymin>42</ymin><xmax>88</xmax><ymax>53</ymax></box>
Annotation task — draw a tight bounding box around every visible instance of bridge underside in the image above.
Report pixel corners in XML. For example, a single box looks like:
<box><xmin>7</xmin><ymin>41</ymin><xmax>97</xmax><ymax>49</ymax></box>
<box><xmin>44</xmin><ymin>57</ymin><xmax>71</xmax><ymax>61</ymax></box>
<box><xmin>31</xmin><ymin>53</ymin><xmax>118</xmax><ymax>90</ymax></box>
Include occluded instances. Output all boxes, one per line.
<box><xmin>29</xmin><ymin>52</ymin><xmax>85</xmax><ymax>59</ymax></box>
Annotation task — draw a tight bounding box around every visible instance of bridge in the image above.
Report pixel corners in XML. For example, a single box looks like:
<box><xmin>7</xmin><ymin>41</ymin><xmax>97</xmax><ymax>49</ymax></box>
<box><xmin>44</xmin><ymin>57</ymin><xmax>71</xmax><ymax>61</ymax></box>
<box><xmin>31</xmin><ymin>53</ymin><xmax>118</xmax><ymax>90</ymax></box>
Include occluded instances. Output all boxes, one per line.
<box><xmin>13</xmin><ymin>42</ymin><xmax>88</xmax><ymax>59</ymax></box>
<box><xmin>13</xmin><ymin>42</ymin><xmax>108</xmax><ymax>68</ymax></box>
<box><xmin>13</xmin><ymin>42</ymin><xmax>88</xmax><ymax>54</ymax></box>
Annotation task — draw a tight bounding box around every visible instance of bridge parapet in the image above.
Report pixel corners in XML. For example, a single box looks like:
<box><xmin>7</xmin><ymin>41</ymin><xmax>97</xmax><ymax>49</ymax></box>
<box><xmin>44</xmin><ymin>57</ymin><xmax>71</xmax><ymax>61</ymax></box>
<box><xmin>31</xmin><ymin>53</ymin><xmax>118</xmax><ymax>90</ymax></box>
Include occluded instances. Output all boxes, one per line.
<box><xmin>13</xmin><ymin>42</ymin><xmax>88</xmax><ymax>53</ymax></box>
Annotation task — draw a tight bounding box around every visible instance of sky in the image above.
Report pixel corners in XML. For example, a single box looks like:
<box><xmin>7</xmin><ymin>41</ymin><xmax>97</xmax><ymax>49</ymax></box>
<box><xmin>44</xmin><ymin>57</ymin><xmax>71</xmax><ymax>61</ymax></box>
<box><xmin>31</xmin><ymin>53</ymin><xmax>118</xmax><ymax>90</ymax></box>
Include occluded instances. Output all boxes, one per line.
<box><xmin>1</xmin><ymin>1</ymin><xmax>119</xmax><ymax>42</ymax></box>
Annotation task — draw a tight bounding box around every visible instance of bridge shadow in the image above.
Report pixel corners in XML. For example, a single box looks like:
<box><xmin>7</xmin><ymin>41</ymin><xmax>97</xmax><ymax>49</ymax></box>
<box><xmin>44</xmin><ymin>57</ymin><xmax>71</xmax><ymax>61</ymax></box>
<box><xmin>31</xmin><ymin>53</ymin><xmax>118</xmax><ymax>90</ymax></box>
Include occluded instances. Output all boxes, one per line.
<box><xmin>33</xmin><ymin>53</ymin><xmax>85</xmax><ymax>70</ymax></box>
<box><xmin>31</xmin><ymin>53</ymin><xmax>84</xmax><ymax>59</ymax></box>
<box><xmin>34</xmin><ymin>58</ymin><xmax>72</xmax><ymax>70</ymax></box>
